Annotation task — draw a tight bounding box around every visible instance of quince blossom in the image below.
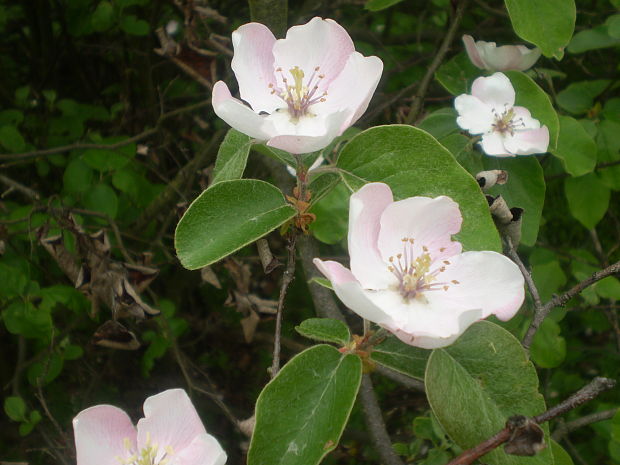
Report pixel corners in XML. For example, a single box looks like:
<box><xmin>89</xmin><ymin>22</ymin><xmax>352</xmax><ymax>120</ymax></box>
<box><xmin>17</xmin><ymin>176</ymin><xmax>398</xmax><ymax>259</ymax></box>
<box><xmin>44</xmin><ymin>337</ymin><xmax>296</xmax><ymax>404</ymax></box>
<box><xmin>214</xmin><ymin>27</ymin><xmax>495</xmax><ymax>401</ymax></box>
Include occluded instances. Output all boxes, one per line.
<box><xmin>212</xmin><ymin>17</ymin><xmax>383</xmax><ymax>154</ymax></box>
<box><xmin>454</xmin><ymin>72</ymin><xmax>549</xmax><ymax>156</ymax></box>
<box><xmin>463</xmin><ymin>35</ymin><xmax>541</xmax><ymax>72</ymax></box>
<box><xmin>73</xmin><ymin>389</ymin><xmax>226</xmax><ymax>465</ymax></box>
<box><xmin>314</xmin><ymin>183</ymin><xmax>524</xmax><ymax>349</ymax></box>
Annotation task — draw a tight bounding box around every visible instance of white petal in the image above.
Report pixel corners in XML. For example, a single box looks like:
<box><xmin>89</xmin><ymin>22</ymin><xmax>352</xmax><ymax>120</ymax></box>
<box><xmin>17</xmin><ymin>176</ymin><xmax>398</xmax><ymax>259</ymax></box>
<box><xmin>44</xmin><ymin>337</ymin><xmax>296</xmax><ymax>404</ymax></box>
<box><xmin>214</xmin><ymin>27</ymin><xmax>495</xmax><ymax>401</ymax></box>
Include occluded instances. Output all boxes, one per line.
<box><xmin>377</xmin><ymin>196</ymin><xmax>462</xmax><ymax>265</ymax></box>
<box><xmin>266</xmin><ymin>111</ymin><xmax>348</xmax><ymax>153</ymax></box>
<box><xmin>231</xmin><ymin>23</ymin><xmax>282</xmax><ymax>113</ymax></box>
<box><xmin>471</xmin><ymin>72</ymin><xmax>515</xmax><ymax>110</ymax></box>
<box><xmin>512</xmin><ymin>106</ymin><xmax>541</xmax><ymax>129</ymax></box>
<box><xmin>480</xmin><ymin>132</ymin><xmax>513</xmax><ymax>157</ymax></box>
<box><xmin>503</xmin><ymin>126</ymin><xmax>550</xmax><ymax>155</ymax></box>
<box><xmin>462</xmin><ymin>35</ymin><xmax>486</xmax><ymax>69</ymax></box>
<box><xmin>514</xmin><ymin>46</ymin><xmax>542</xmax><ymax>71</ymax></box>
<box><xmin>174</xmin><ymin>433</ymin><xmax>227</xmax><ymax>465</ymax></box>
<box><xmin>212</xmin><ymin>81</ymin><xmax>275</xmax><ymax>140</ymax></box>
<box><xmin>318</xmin><ymin>52</ymin><xmax>383</xmax><ymax>129</ymax></box>
<box><xmin>313</xmin><ymin>259</ymin><xmax>394</xmax><ymax>324</ymax></box>
<box><xmin>454</xmin><ymin>94</ymin><xmax>494</xmax><ymax>134</ymax></box>
<box><xmin>346</xmin><ymin>183</ymin><xmax>395</xmax><ymax>289</ymax></box>
<box><xmin>272</xmin><ymin>17</ymin><xmax>354</xmax><ymax>88</ymax></box>
<box><xmin>137</xmin><ymin>389</ymin><xmax>207</xmax><ymax>456</ymax></box>
<box><xmin>73</xmin><ymin>405</ymin><xmax>137</xmax><ymax>465</ymax></box>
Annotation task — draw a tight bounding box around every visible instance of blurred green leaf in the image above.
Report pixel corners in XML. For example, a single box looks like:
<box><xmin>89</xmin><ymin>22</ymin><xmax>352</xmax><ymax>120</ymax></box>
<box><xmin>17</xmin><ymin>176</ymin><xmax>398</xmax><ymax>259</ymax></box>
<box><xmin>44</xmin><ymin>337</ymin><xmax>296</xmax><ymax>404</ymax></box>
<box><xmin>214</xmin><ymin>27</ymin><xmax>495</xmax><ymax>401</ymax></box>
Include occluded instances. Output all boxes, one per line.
<box><xmin>83</xmin><ymin>183</ymin><xmax>119</xmax><ymax>218</ymax></box>
<box><xmin>551</xmin><ymin>115</ymin><xmax>597</xmax><ymax>176</ymax></box>
<box><xmin>531</xmin><ymin>319</ymin><xmax>566</xmax><ymax>368</ymax></box>
<box><xmin>121</xmin><ymin>14</ymin><xmax>150</xmax><ymax>36</ymax></box>
<box><xmin>435</xmin><ymin>52</ymin><xmax>480</xmax><ymax>96</ymax></box>
<box><xmin>309</xmin><ymin>182</ymin><xmax>349</xmax><ymax>244</ymax></box>
<box><xmin>564</xmin><ymin>173</ymin><xmax>610</xmax><ymax>229</ymax></box>
<box><xmin>365</xmin><ymin>0</ymin><xmax>405</xmax><ymax>10</ymax></box>
<box><xmin>557</xmin><ymin>80</ymin><xmax>610</xmax><ymax>115</ymax></box>
<box><xmin>4</xmin><ymin>396</ymin><xmax>27</xmax><ymax>422</ymax></box>
<box><xmin>91</xmin><ymin>1</ymin><xmax>114</xmax><ymax>32</ymax></box>
<box><xmin>64</xmin><ymin>158</ymin><xmax>94</xmax><ymax>194</ymax></box>
<box><xmin>0</xmin><ymin>125</ymin><xmax>26</xmax><ymax>152</ymax></box>
<box><xmin>568</xmin><ymin>25</ymin><xmax>620</xmax><ymax>53</ymax></box>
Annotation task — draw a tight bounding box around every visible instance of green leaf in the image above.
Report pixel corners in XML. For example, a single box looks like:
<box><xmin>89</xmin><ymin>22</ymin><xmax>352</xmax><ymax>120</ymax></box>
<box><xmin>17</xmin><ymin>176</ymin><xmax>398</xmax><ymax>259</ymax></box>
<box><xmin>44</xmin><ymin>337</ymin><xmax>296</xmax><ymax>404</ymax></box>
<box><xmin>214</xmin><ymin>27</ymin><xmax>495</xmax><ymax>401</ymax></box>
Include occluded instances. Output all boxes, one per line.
<box><xmin>82</xmin><ymin>146</ymin><xmax>134</xmax><ymax>171</ymax></box>
<box><xmin>551</xmin><ymin>116</ymin><xmax>597</xmax><ymax>176</ymax></box>
<box><xmin>371</xmin><ymin>335</ymin><xmax>429</xmax><ymax>380</ymax></box>
<box><xmin>530</xmin><ymin>249</ymin><xmax>567</xmax><ymax>302</ymax></box>
<box><xmin>365</xmin><ymin>0</ymin><xmax>405</xmax><ymax>10</ymax></box>
<box><xmin>608</xmin><ymin>14</ymin><xmax>620</xmax><ymax>38</ymax></box>
<box><xmin>568</xmin><ymin>25</ymin><xmax>620</xmax><ymax>53</ymax></box>
<box><xmin>307</xmin><ymin>277</ymin><xmax>333</xmax><ymax>290</ymax></box>
<box><xmin>253</xmin><ymin>144</ymin><xmax>297</xmax><ymax>167</ymax></box>
<box><xmin>175</xmin><ymin>180</ymin><xmax>296</xmax><ymax>269</ymax></box>
<box><xmin>63</xmin><ymin>344</ymin><xmax>84</xmax><ymax>360</ymax></box>
<box><xmin>556</xmin><ymin>80</ymin><xmax>610</xmax><ymax>115</ymax></box>
<box><xmin>120</xmin><ymin>14</ymin><xmax>150</xmax><ymax>36</ymax></box>
<box><xmin>212</xmin><ymin>129</ymin><xmax>253</xmax><ymax>184</ymax></box>
<box><xmin>530</xmin><ymin>319</ymin><xmax>566</xmax><ymax>368</ymax></box>
<box><xmin>27</xmin><ymin>353</ymin><xmax>64</xmax><ymax>385</ymax></box>
<box><xmin>504</xmin><ymin>71</ymin><xmax>560</xmax><ymax>149</ymax></box>
<box><xmin>596</xmin><ymin>120</ymin><xmax>620</xmax><ymax>190</ymax></box>
<box><xmin>248</xmin><ymin>345</ymin><xmax>362</xmax><ymax>465</ymax></box>
<box><xmin>63</xmin><ymin>158</ymin><xmax>94</xmax><ymax>194</ymax></box>
<box><xmin>505</xmin><ymin>0</ymin><xmax>575</xmax><ymax>58</ymax></box>
<box><xmin>336</xmin><ymin>125</ymin><xmax>501</xmax><ymax>252</ymax></box>
<box><xmin>295</xmin><ymin>318</ymin><xmax>351</xmax><ymax>346</ymax></box>
<box><xmin>0</xmin><ymin>125</ymin><xmax>26</xmax><ymax>152</ymax></box>
<box><xmin>482</xmin><ymin>156</ymin><xmax>545</xmax><ymax>246</ymax></box>
<box><xmin>418</xmin><ymin>108</ymin><xmax>460</xmax><ymax>140</ymax></box>
<box><xmin>83</xmin><ymin>183</ymin><xmax>119</xmax><ymax>219</ymax></box>
<box><xmin>426</xmin><ymin>321</ymin><xmax>552</xmax><ymax>465</ymax></box>
<box><xmin>564</xmin><ymin>173</ymin><xmax>610</xmax><ymax>229</ymax></box>
<box><xmin>0</xmin><ymin>263</ymin><xmax>28</xmax><ymax>299</ymax></box>
<box><xmin>309</xmin><ymin>182</ymin><xmax>349</xmax><ymax>244</ymax></box>
<box><xmin>596</xmin><ymin>277</ymin><xmax>620</xmax><ymax>300</ymax></box>
<box><xmin>434</xmin><ymin>52</ymin><xmax>480</xmax><ymax>96</ymax></box>
<box><xmin>3</xmin><ymin>301</ymin><xmax>53</xmax><ymax>339</ymax></box>
<box><xmin>91</xmin><ymin>1</ymin><xmax>114</xmax><ymax>32</ymax></box>
<box><xmin>4</xmin><ymin>396</ymin><xmax>27</xmax><ymax>422</ymax></box>
<box><xmin>551</xmin><ymin>440</ymin><xmax>574</xmax><ymax>465</ymax></box>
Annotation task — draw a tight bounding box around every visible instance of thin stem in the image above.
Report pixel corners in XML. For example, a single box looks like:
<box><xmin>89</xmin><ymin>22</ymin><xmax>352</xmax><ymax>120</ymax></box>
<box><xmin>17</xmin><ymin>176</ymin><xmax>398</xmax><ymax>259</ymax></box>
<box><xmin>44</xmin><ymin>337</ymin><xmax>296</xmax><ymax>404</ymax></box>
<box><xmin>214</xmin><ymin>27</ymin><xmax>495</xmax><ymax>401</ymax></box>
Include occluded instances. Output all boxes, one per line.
<box><xmin>552</xmin><ymin>408</ymin><xmax>619</xmax><ymax>441</ymax></box>
<box><xmin>404</xmin><ymin>0</ymin><xmax>468</xmax><ymax>125</ymax></box>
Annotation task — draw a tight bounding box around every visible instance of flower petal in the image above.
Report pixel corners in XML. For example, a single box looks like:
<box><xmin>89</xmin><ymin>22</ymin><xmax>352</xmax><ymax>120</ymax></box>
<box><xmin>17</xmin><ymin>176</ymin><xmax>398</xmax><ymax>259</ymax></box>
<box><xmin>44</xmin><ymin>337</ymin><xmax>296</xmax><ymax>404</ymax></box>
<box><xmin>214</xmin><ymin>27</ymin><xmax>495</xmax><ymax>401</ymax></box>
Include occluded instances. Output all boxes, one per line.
<box><xmin>231</xmin><ymin>23</ymin><xmax>282</xmax><ymax>113</ymax></box>
<box><xmin>313</xmin><ymin>259</ymin><xmax>395</xmax><ymax>324</ymax></box>
<box><xmin>454</xmin><ymin>94</ymin><xmax>494</xmax><ymax>134</ymax></box>
<box><xmin>73</xmin><ymin>405</ymin><xmax>137</xmax><ymax>465</ymax></box>
<box><xmin>377</xmin><ymin>196</ymin><xmax>462</xmax><ymax>265</ymax></box>
<box><xmin>272</xmin><ymin>17</ymin><xmax>354</xmax><ymax>89</ymax></box>
<box><xmin>266</xmin><ymin>111</ymin><xmax>348</xmax><ymax>153</ymax></box>
<box><xmin>462</xmin><ymin>35</ymin><xmax>486</xmax><ymax>69</ymax></box>
<box><xmin>512</xmin><ymin>106</ymin><xmax>541</xmax><ymax>129</ymax></box>
<box><xmin>471</xmin><ymin>72</ymin><xmax>515</xmax><ymax>110</ymax></box>
<box><xmin>318</xmin><ymin>52</ymin><xmax>383</xmax><ymax>129</ymax></box>
<box><xmin>503</xmin><ymin>126</ymin><xmax>549</xmax><ymax>155</ymax></box>
<box><xmin>427</xmin><ymin>251</ymin><xmax>525</xmax><ymax>321</ymax></box>
<box><xmin>174</xmin><ymin>433</ymin><xmax>227</xmax><ymax>465</ymax></box>
<box><xmin>212</xmin><ymin>81</ymin><xmax>275</xmax><ymax>140</ymax></box>
<box><xmin>347</xmin><ymin>183</ymin><xmax>395</xmax><ymax>289</ymax></box>
<box><xmin>480</xmin><ymin>131</ymin><xmax>513</xmax><ymax>157</ymax></box>
<box><xmin>514</xmin><ymin>46</ymin><xmax>542</xmax><ymax>71</ymax></box>
<box><xmin>137</xmin><ymin>389</ymin><xmax>207</xmax><ymax>455</ymax></box>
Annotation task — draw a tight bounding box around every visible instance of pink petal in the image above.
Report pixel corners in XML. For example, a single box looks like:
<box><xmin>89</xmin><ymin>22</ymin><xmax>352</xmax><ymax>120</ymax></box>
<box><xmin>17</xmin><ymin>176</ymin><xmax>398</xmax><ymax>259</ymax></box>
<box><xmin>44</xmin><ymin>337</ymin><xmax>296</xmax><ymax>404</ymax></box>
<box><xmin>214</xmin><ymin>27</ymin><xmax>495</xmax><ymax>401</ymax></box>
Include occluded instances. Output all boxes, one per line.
<box><xmin>137</xmin><ymin>389</ymin><xmax>207</xmax><ymax>455</ymax></box>
<box><xmin>318</xmin><ymin>52</ymin><xmax>383</xmax><ymax>129</ymax></box>
<box><xmin>480</xmin><ymin>132</ymin><xmax>513</xmax><ymax>157</ymax></box>
<box><xmin>503</xmin><ymin>126</ymin><xmax>549</xmax><ymax>155</ymax></box>
<box><xmin>347</xmin><ymin>183</ymin><xmax>396</xmax><ymax>289</ymax></box>
<box><xmin>212</xmin><ymin>81</ymin><xmax>275</xmax><ymax>140</ymax></box>
<box><xmin>462</xmin><ymin>35</ymin><xmax>486</xmax><ymax>69</ymax></box>
<box><xmin>514</xmin><ymin>46</ymin><xmax>542</xmax><ymax>71</ymax></box>
<box><xmin>272</xmin><ymin>17</ymin><xmax>354</xmax><ymax>89</ymax></box>
<box><xmin>427</xmin><ymin>251</ymin><xmax>525</xmax><ymax>321</ymax></box>
<box><xmin>477</xmin><ymin>42</ymin><xmax>522</xmax><ymax>71</ymax></box>
<box><xmin>73</xmin><ymin>405</ymin><xmax>137</xmax><ymax>465</ymax></box>
<box><xmin>231</xmin><ymin>23</ymin><xmax>282</xmax><ymax>113</ymax></box>
<box><xmin>174</xmin><ymin>433</ymin><xmax>227</xmax><ymax>465</ymax></box>
<box><xmin>471</xmin><ymin>72</ymin><xmax>515</xmax><ymax>110</ymax></box>
<box><xmin>512</xmin><ymin>106</ymin><xmax>541</xmax><ymax>129</ymax></box>
<box><xmin>313</xmin><ymin>259</ymin><xmax>395</xmax><ymax>324</ymax></box>
<box><xmin>377</xmin><ymin>196</ymin><xmax>462</xmax><ymax>266</ymax></box>
<box><xmin>266</xmin><ymin>111</ymin><xmax>348</xmax><ymax>153</ymax></box>
<box><xmin>454</xmin><ymin>94</ymin><xmax>495</xmax><ymax>134</ymax></box>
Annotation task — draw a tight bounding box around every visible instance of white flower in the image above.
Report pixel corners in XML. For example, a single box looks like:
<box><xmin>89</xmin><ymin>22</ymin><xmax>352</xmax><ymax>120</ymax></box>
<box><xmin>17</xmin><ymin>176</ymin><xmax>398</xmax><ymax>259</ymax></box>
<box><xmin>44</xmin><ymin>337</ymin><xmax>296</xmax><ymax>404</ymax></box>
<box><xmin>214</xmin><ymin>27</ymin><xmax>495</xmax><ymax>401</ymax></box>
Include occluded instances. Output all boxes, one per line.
<box><xmin>212</xmin><ymin>17</ymin><xmax>383</xmax><ymax>154</ymax></box>
<box><xmin>454</xmin><ymin>72</ymin><xmax>550</xmax><ymax>157</ymax></box>
<box><xmin>463</xmin><ymin>35</ymin><xmax>541</xmax><ymax>72</ymax></box>
<box><xmin>314</xmin><ymin>183</ymin><xmax>525</xmax><ymax>349</ymax></box>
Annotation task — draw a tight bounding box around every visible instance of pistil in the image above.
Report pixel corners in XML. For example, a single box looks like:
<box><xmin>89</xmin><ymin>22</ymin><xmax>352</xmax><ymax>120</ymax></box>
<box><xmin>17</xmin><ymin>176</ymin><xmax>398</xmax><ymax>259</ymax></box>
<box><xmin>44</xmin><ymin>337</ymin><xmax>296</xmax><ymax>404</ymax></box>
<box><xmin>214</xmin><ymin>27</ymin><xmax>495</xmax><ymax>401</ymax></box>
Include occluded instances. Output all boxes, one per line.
<box><xmin>268</xmin><ymin>65</ymin><xmax>328</xmax><ymax>121</ymax></box>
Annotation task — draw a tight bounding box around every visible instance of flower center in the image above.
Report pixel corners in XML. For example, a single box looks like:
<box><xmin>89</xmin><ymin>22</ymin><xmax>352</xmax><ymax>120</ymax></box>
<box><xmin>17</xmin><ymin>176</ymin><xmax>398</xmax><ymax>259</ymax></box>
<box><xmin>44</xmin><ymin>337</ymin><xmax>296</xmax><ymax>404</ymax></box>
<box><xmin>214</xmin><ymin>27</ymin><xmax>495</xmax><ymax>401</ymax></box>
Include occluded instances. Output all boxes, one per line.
<box><xmin>269</xmin><ymin>65</ymin><xmax>327</xmax><ymax>121</ymax></box>
<box><xmin>117</xmin><ymin>433</ymin><xmax>174</xmax><ymax>465</ymax></box>
<box><xmin>491</xmin><ymin>107</ymin><xmax>524</xmax><ymax>136</ymax></box>
<box><xmin>387</xmin><ymin>237</ymin><xmax>459</xmax><ymax>301</ymax></box>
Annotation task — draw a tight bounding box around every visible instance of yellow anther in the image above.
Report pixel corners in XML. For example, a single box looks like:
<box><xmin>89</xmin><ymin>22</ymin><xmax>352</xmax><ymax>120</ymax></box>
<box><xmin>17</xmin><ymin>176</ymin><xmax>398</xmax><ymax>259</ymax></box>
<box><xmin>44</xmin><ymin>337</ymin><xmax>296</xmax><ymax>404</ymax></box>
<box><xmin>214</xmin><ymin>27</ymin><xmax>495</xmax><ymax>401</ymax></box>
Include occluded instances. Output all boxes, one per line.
<box><xmin>443</xmin><ymin>286</ymin><xmax>449</xmax><ymax>291</ymax></box>
<box><xmin>439</xmin><ymin>247</ymin><xmax>446</xmax><ymax>252</ymax></box>
<box><xmin>422</xmin><ymin>246</ymin><xmax>429</xmax><ymax>252</ymax></box>
<box><xmin>451</xmin><ymin>280</ymin><xmax>460</xmax><ymax>284</ymax></box>
<box><xmin>443</xmin><ymin>260</ymin><xmax>450</xmax><ymax>265</ymax></box>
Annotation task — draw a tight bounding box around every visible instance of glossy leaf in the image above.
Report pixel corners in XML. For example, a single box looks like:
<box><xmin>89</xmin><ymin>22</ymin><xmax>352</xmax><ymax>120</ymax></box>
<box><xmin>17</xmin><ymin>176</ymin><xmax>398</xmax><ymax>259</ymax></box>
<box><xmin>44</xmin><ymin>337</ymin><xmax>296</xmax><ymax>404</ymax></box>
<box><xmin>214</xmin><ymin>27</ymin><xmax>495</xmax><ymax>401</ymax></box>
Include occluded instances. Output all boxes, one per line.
<box><xmin>295</xmin><ymin>318</ymin><xmax>350</xmax><ymax>346</ymax></box>
<box><xmin>505</xmin><ymin>0</ymin><xmax>575</xmax><ymax>58</ymax></box>
<box><xmin>426</xmin><ymin>321</ymin><xmax>552</xmax><ymax>465</ymax></box>
<box><xmin>336</xmin><ymin>125</ymin><xmax>501</xmax><ymax>252</ymax></box>
<box><xmin>212</xmin><ymin>129</ymin><xmax>253</xmax><ymax>184</ymax></box>
<box><xmin>248</xmin><ymin>345</ymin><xmax>362</xmax><ymax>465</ymax></box>
<box><xmin>175</xmin><ymin>179</ymin><xmax>296</xmax><ymax>269</ymax></box>
<box><xmin>371</xmin><ymin>335</ymin><xmax>429</xmax><ymax>380</ymax></box>
<box><xmin>551</xmin><ymin>116</ymin><xmax>597</xmax><ymax>176</ymax></box>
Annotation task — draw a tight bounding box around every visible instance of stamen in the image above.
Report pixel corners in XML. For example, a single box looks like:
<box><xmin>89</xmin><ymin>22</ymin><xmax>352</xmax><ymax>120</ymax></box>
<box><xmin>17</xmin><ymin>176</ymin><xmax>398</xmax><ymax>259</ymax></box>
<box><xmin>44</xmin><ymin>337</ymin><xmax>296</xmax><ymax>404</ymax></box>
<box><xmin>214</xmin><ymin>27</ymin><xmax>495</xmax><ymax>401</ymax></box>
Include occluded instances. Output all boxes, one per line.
<box><xmin>267</xmin><ymin>64</ymin><xmax>328</xmax><ymax>120</ymax></box>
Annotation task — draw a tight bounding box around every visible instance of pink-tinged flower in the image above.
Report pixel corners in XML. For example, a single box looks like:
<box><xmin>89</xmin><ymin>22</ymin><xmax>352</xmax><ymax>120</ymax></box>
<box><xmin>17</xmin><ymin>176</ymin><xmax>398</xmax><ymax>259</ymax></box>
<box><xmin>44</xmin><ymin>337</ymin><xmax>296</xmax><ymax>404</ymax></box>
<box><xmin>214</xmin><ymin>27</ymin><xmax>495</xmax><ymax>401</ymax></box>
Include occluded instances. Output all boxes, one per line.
<box><xmin>463</xmin><ymin>35</ymin><xmax>541</xmax><ymax>72</ymax></box>
<box><xmin>212</xmin><ymin>17</ymin><xmax>383</xmax><ymax>154</ymax></box>
<box><xmin>313</xmin><ymin>183</ymin><xmax>524</xmax><ymax>349</ymax></box>
<box><xmin>73</xmin><ymin>389</ymin><xmax>226</xmax><ymax>465</ymax></box>
<box><xmin>454</xmin><ymin>72</ymin><xmax>549</xmax><ymax>157</ymax></box>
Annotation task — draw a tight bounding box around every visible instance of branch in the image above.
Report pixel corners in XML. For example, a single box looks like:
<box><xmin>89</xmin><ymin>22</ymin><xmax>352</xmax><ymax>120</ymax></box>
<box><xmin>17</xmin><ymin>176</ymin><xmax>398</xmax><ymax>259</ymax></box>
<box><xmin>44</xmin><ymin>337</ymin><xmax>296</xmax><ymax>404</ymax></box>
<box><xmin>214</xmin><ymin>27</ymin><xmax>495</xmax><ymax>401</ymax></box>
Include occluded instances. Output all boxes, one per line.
<box><xmin>374</xmin><ymin>365</ymin><xmax>425</xmax><ymax>392</ymax></box>
<box><xmin>0</xmin><ymin>173</ymin><xmax>41</xmax><ymax>200</ymax></box>
<box><xmin>404</xmin><ymin>0</ymin><xmax>468</xmax><ymax>125</ymax></box>
<box><xmin>0</xmin><ymin>100</ymin><xmax>211</xmax><ymax>162</ymax></box>
<box><xmin>552</xmin><ymin>408</ymin><xmax>618</xmax><ymax>441</ymax></box>
<box><xmin>446</xmin><ymin>377</ymin><xmax>616</xmax><ymax>465</ymax></box>
<box><xmin>523</xmin><ymin>260</ymin><xmax>620</xmax><ymax>348</ymax></box>
<box><xmin>359</xmin><ymin>375</ymin><xmax>406</xmax><ymax>465</ymax></box>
